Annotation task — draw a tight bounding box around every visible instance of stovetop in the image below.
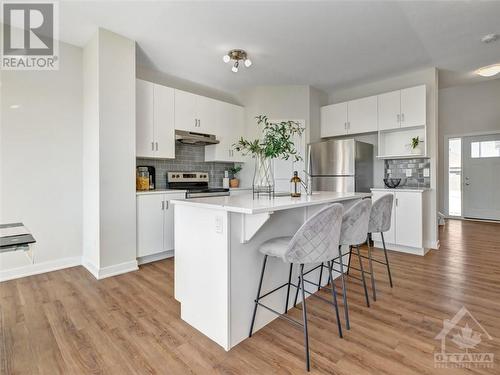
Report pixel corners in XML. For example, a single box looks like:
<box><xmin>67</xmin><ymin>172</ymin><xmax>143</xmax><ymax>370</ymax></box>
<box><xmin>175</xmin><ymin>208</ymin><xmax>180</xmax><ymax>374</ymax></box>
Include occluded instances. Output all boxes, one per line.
<box><xmin>166</xmin><ymin>172</ymin><xmax>229</xmax><ymax>197</ymax></box>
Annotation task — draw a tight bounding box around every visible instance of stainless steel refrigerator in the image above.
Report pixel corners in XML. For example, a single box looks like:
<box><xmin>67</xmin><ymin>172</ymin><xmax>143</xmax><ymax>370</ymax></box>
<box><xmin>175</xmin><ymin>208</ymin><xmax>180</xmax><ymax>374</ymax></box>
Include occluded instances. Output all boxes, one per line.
<box><xmin>307</xmin><ymin>139</ymin><xmax>373</xmax><ymax>192</ymax></box>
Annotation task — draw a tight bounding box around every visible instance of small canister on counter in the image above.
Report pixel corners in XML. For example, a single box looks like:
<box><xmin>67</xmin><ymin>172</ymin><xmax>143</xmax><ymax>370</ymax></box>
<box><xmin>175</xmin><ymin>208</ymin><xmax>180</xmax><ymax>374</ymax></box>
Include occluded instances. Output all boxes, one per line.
<box><xmin>136</xmin><ymin>167</ymin><xmax>150</xmax><ymax>191</ymax></box>
<box><xmin>290</xmin><ymin>171</ymin><xmax>302</xmax><ymax>198</ymax></box>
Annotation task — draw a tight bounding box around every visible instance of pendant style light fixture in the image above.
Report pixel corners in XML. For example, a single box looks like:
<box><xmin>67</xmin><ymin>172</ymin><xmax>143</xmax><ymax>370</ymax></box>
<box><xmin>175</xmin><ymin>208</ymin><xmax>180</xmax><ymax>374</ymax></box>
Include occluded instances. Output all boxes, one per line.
<box><xmin>222</xmin><ymin>49</ymin><xmax>252</xmax><ymax>73</ymax></box>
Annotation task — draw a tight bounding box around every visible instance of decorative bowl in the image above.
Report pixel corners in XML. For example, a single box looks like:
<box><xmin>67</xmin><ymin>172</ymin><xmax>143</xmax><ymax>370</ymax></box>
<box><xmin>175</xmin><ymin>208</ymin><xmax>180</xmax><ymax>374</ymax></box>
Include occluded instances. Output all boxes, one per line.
<box><xmin>383</xmin><ymin>178</ymin><xmax>402</xmax><ymax>189</ymax></box>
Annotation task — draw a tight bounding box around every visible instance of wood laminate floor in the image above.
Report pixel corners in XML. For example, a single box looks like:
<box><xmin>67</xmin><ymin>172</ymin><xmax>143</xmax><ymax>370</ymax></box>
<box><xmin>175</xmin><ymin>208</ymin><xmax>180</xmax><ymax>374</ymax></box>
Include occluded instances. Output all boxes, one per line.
<box><xmin>1</xmin><ymin>219</ymin><xmax>499</xmax><ymax>374</ymax></box>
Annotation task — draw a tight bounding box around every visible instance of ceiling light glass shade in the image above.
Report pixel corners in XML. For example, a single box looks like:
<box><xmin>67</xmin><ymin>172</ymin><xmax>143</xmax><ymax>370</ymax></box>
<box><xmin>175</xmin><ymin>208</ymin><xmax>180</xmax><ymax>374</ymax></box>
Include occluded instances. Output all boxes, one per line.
<box><xmin>475</xmin><ymin>64</ymin><xmax>500</xmax><ymax>77</ymax></box>
<box><xmin>244</xmin><ymin>59</ymin><xmax>252</xmax><ymax>67</ymax></box>
<box><xmin>231</xmin><ymin>64</ymin><xmax>238</xmax><ymax>73</ymax></box>
<box><xmin>222</xmin><ymin>54</ymin><xmax>230</xmax><ymax>63</ymax></box>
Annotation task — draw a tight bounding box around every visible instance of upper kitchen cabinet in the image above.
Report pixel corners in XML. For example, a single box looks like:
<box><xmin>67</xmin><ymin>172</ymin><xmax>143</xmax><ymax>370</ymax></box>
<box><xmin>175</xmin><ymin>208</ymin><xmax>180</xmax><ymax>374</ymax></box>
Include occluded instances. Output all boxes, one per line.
<box><xmin>205</xmin><ymin>101</ymin><xmax>245</xmax><ymax>163</ymax></box>
<box><xmin>136</xmin><ymin>79</ymin><xmax>175</xmax><ymax>159</ymax></box>
<box><xmin>174</xmin><ymin>89</ymin><xmax>217</xmax><ymax>133</ymax></box>
<box><xmin>348</xmin><ymin>95</ymin><xmax>378</xmax><ymax>134</ymax></box>
<box><xmin>378</xmin><ymin>85</ymin><xmax>426</xmax><ymax>130</ymax></box>
<box><xmin>400</xmin><ymin>85</ymin><xmax>426</xmax><ymax>128</ymax></box>
<box><xmin>320</xmin><ymin>102</ymin><xmax>348</xmax><ymax>138</ymax></box>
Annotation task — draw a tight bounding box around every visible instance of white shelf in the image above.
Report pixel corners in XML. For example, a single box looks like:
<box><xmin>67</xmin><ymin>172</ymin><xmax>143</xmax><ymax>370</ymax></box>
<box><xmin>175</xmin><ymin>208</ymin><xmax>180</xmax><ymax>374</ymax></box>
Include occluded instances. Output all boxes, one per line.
<box><xmin>378</xmin><ymin>124</ymin><xmax>426</xmax><ymax>159</ymax></box>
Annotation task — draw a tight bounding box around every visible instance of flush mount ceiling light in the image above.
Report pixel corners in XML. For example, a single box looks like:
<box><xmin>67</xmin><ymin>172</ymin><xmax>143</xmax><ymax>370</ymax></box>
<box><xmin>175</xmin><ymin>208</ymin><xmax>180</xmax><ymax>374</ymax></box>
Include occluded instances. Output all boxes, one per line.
<box><xmin>475</xmin><ymin>63</ymin><xmax>500</xmax><ymax>77</ymax></box>
<box><xmin>222</xmin><ymin>49</ymin><xmax>252</xmax><ymax>73</ymax></box>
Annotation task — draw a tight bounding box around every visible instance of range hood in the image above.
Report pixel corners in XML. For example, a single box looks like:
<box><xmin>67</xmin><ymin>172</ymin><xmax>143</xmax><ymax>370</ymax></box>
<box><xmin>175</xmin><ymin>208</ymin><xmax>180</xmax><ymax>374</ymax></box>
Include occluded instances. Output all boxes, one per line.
<box><xmin>175</xmin><ymin>130</ymin><xmax>219</xmax><ymax>145</ymax></box>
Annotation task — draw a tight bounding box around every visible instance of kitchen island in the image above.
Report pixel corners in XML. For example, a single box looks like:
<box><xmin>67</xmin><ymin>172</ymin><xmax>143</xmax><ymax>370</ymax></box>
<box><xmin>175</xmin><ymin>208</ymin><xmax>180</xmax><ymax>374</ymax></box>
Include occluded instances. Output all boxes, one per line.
<box><xmin>171</xmin><ymin>191</ymin><xmax>370</xmax><ymax>350</ymax></box>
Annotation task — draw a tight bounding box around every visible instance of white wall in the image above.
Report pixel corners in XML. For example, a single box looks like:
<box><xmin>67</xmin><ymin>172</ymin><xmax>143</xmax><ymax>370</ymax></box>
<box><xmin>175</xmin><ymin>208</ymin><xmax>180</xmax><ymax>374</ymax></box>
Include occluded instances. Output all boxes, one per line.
<box><xmin>438</xmin><ymin>78</ymin><xmax>500</xmax><ymax>215</ymax></box>
<box><xmin>0</xmin><ymin>42</ymin><xmax>83</xmax><ymax>274</ymax></box>
<box><xmin>82</xmin><ymin>28</ymin><xmax>137</xmax><ymax>277</ymax></box>
<box><xmin>328</xmin><ymin>68</ymin><xmax>439</xmax><ymax>249</ymax></box>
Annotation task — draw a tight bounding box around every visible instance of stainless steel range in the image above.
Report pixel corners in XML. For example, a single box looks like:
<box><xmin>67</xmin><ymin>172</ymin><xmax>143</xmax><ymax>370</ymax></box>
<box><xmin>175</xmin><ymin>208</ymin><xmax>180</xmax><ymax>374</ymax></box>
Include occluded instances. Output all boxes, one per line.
<box><xmin>167</xmin><ymin>172</ymin><xmax>229</xmax><ymax>199</ymax></box>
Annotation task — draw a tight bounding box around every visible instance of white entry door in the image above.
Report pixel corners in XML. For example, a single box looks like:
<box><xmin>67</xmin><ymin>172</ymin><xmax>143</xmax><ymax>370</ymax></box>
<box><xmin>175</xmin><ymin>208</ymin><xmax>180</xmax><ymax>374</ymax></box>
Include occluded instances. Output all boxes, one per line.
<box><xmin>462</xmin><ymin>134</ymin><xmax>500</xmax><ymax>221</ymax></box>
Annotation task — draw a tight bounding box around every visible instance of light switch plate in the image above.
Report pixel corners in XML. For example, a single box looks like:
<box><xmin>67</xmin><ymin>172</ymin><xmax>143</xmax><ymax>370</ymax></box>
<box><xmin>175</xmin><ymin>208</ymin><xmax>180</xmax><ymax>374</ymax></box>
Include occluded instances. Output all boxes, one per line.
<box><xmin>406</xmin><ymin>169</ymin><xmax>412</xmax><ymax>177</ymax></box>
<box><xmin>423</xmin><ymin>168</ymin><xmax>430</xmax><ymax>177</ymax></box>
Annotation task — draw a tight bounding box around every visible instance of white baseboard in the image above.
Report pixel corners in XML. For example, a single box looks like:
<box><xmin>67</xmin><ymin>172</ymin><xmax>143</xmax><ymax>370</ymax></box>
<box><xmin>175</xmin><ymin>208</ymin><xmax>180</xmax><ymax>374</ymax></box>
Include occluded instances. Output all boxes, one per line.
<box><xmin>373</xmin><ymin>241</ymin><xmax>427</xmax><ymax>256</ymax></box>
<box><xmin>82</xmin><ymin>259</ymin><xmax>139</xmax><ymax>280</ymax></box>
<box><xmin>137</xmin><ymin>250</ymin><xmax>174</xmax><ymax>265</ymax></box>
<box><xmin>425</xmin><ymin>240</ymin><xmax>440</xmax><ymax>250</ymax></box>
<box><xmin>0</xmin><ymin>256</ymin><xmax>81</xmax><ymax>282</ymax></box>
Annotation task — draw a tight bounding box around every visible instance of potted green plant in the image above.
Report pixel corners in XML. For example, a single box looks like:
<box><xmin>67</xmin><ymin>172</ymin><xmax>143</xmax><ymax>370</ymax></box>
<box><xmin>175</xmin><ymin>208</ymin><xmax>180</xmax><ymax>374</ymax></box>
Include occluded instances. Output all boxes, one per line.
<box><xmin>410</xmin><ymin>136</ymin><xmax>423</xmax><ymax>155</ymax></box>
<box><xmin>229</xmin><ymin>165</ymin><xmax>242</xmax><ymax>188</ymax></box>
<box><xmin>233</xmin><ymin>115</ymin><xmax>304</xmax><ymax>196</ymax></box>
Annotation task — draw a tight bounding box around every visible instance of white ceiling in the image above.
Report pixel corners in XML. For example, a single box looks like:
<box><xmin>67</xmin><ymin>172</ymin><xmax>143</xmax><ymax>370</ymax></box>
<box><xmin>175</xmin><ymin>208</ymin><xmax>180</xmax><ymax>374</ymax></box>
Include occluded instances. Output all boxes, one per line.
<box><xmin>59</xmin><ymin>1</ymin><xmax>500</xmax><ymax>94</ymax></box>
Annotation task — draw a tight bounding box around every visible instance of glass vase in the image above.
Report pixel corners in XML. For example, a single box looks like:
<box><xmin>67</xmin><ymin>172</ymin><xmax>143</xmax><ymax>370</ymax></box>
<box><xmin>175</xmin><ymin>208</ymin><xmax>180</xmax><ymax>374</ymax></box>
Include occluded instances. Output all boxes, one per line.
<box><xmin>253</xmin><ymin>154</ymin><xmax>274</xmax><ymax>198</ymax></box>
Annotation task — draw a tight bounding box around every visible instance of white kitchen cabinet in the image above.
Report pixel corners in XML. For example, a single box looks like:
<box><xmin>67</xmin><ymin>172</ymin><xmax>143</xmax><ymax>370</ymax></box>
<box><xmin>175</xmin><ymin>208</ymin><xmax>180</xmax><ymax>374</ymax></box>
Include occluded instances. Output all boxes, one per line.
<box><xmin>174</xmin><ymin>89</ymin><xmax>217</xmax><ymax>133</ymax></box>
<box><xmin>400</xmin><ymin>85</ymin><xmax>426</xmax><ymax>128</ymax></box>
<box><xmin>348</xmin><ymin>95</ymin><xmax>378</xmax><ymax>134</ymax></box>
<box><xmin>378</xmin><ymin>90</ymin><xmax>401</xmax><ymax>131</ymax></box>
<box><xmin>378</xmin><ymin>85</ymin><xmax>426</xmax><ymax>130</ymax></box>
<box><xmin>136</xmin><ymin>79</ymin><xmax>175</xmax><ymax>159</ymax></box>
<box><xmin>205</xmin><ymin>101</ymin><xmax>245</xmax><ymax>162</ymax></box>
<box><xmin>137</xmin><ymin>192</ymin><xmax>185</xmax><ymax>260</ymax></box>
<box><xmin>320</xmin><ymin>102</ymin><xmax>348</xmax><ymax>138</ymax></box>
<box><xmin>371</xmin><ymin>189</ymin><xmax>426</xmax><ymax>255</ymax></box>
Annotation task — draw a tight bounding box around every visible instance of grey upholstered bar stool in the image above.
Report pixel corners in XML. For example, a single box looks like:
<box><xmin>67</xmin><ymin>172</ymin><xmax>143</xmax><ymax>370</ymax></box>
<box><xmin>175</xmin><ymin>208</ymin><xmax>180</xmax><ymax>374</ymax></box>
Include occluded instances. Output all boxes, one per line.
<box><xmin>249</xmin><ymin>203</ymin><xmax>344</xmax><ymax>372</ymax></box>
<box><xmin>368</xmin><ymin>194</ymin><xmax>395</xmax><ymax>290</ymax></box>
<box><xmin>338</xmin><ymin>199</ymin><xmax>372</xmax><ymax>311</ymax></box>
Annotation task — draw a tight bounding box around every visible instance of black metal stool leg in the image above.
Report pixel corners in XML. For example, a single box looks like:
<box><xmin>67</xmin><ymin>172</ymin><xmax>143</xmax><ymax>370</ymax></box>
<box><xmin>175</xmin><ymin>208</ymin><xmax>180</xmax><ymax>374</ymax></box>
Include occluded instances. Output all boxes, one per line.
<box><xmin>346</xmin><ymin>246</ymin><xmax>352</xmax><ymax>275</ymax></box>
<box><xmin>299</xmin><ymin>264</ymin><xmax>311</xmax><ymax>372</ymax></box>
<box><xmin>317</xmin><ymin>262</ymin><xmax>324</xmax><ymax>291</ymax></box>
<box><xmin>381</xmin><ymin>232</ymin><xmax>393</xmax><ymax>288</ymax></box>
<box><xmin>366</xmin><ymin>235</ymin><xmax>377</xmax><ymax>301</ymax></box>
<box><xmin>355</xmin><ymin>245</ymin><xmax>370</xmax><ymax>308</ymax></box>
<box><xmin>293</xmin><ymin>274</ymin><xmax>300</xmax><ymax>307</ymax></box>
<box><xmin>249</xmin><ymin>255</ymin><xmax>268</xmax><ymax>337</ymax></box>
<box><xmin>284</xmin><ymin>263</ymin><xmax>293</xmax><ymax>314</ymax></box>
<box><xmin>338</xmin><ymin>248</ymin><xmax>350</xmax><ymax>330</ymax></box>
<box><xmin>327</xmin><ymin>261</ymin><xmax>343</xmax><ymax>338</ymax></box>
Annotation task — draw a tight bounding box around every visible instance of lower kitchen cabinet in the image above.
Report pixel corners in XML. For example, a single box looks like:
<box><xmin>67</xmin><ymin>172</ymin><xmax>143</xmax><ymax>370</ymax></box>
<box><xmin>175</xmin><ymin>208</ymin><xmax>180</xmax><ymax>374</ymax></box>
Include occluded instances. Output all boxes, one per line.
<box><xmin>136</xmin><ymin>192</ymin><xmax>185</xmax><ymax>261</ymax></box>
<box><xmin>371</xmin><ymin>188</ymin><xmax>429</xmax><ymax>255</ymax></box>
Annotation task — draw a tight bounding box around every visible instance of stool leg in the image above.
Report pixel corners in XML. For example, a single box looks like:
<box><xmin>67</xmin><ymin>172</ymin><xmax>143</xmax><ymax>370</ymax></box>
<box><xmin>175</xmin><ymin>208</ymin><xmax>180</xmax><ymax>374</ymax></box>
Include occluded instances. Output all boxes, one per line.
<box><xmin>381</xmin><ymin>232</ymin><xmax>393</xmax><ymax>288</ymax></box>
<box><xmin>355</xmin><ymin>245</ymin><xmax>370</xmax><ymax>308</ymax></box>
<box><xmin>317</xmin><ymin>262</ymin><xmax>324</xmax><ymax>291</ymax></box>
<box><xmin>327</xmin><ymin>261</ymin><xmax>343</xmax><ymax>338</ymax></box>
<box><xmin>299</xmin><ymin>264</ymin><xmax>311</xmax><ymax>372</ymax></box>
<box><xmin>293</xmin><ymin>274</ymin><xmax>300</xmax><ymax>308</ymax></box>
<box><xmin>284</xmin><ymin>263</ymin><xmax>293</xmax><ymax>314</ymax></box>
<box><xmin>346</xmin><ymin>246</ymin><xmax>353</xmax><ymax>275</ymax></box>
<box><xmin>338</xmin><ymin>247</ymin><xmax>350</xmax><ymax>330</ymax></box>
<box><xmin>366</xmin><ymin>234</ymin><xmax>377</xmax><ymax>301</ymax></box>
<box><xmin>249</xmin><ymin>255</ymin><xmax>268</xmax><ymax>337</ymax></box>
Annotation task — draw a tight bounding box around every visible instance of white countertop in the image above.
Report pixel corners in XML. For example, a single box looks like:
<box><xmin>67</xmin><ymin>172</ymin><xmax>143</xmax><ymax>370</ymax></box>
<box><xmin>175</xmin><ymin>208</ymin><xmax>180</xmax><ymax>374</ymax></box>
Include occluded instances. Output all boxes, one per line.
<box><xmin>136</xmin><ymin>189</ymin><xmax>187</xmax><ymax>196</ymax></box>
<box><xmin>371</xmin><ymin>187</ymin><xmax>430</xmax><ymax>192</ymax></box>
<box><xmin>171</xmin><ymin>191</ymin><xmax>370</xmax><ymax>214</ymax></box>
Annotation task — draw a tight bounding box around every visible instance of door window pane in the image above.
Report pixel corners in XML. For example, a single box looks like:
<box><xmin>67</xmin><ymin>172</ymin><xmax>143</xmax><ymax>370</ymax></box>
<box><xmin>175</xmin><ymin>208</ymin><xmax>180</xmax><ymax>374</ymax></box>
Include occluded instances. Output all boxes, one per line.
<box><xmin>471</xmin><ymin>140</ymin><xmax>500</xmax><ymax>158</ymax></box>
<box><xmin>449</xmin><ymin>138</ymin><xmax>461</xmax><ymax>216</ymax></box>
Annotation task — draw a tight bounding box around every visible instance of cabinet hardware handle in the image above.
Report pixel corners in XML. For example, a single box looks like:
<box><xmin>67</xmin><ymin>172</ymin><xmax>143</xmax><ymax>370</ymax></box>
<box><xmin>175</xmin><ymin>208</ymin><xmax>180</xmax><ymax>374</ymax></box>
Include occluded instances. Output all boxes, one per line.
<box><xmin>161</xmin><ymin>201</ymin><xmax>165</xmax><ymax>210</ymax></box>
<box><xmin>151</xmin><ymin>142</ymin><xmax>154</xmax><ymax>151</ymax></box>
<box><xmin>198</xmin><ymin>119</ymin><xmax>201</xmax><ymax>127</ymax></box>
<box><xmin>194</xmin><ymin>119</ymin><xmax>197</xmax><ymax>127</ymax></box>
<box><xmin>395</xmin><ymin>198</ymin><xmax>398</xmax><ymax>207</ymax></box>
<box><xmin>166</xmin><ymin>201</ymin><xmax>169</xmax><ymax>210</ymax></box>
<box><xmin>155</xmin><ymin>142</ymin><xmax>158</xmax><ymax>151</ymax></box>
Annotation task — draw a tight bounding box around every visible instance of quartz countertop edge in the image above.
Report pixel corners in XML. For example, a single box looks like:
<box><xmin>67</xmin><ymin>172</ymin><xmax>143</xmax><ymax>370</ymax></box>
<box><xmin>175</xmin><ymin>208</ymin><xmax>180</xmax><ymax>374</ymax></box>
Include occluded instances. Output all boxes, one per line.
<box><xmin>171</xmin><ymin>191</ymin><xmax>371</xmax><ymax>214</ymax></box>
<box><xmin>136</xmin><ymin>189</ymin><xmax>187</xmax><ymax>195</ymax></box>
<box><xmin>371</xmin><ymin>187</ymin><xmax>431</xmax><ymax>192</ymax></box>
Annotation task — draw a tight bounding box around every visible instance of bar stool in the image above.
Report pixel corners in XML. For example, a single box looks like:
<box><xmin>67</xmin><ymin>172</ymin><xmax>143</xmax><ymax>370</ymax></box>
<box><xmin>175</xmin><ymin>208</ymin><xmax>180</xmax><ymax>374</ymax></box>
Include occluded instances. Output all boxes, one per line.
<box><xmin>368</xmin><ymin>193</ymin><xmax>394</xmax><ymax>289</ymax></box>
<box><xmin>249</xmin><ymin>203</ymin><xmax>344</xmax><ymax>372</ymax></box>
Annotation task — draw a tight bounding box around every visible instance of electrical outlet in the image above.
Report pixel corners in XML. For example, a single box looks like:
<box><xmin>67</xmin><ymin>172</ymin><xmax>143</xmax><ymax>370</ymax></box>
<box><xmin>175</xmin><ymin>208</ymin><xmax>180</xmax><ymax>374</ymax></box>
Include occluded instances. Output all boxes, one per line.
<box><xmin>423</xmin><ymin>168</ymin><xmax>430</xmax><ymax>177</ymax></box>
<box><xmin>215</xmin><ymin>216</ymin><xmax>223</xmax><ymax>233</ymax></box>
<box><xmin>406</xmin><ymin>169</ymin><xmax>412</xmax><ymax>177</ymax></box>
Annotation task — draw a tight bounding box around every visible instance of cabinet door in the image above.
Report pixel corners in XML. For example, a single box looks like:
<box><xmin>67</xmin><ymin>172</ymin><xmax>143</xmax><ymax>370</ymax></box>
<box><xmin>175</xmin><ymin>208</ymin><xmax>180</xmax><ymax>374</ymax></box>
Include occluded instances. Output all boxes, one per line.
<box><xmin>320</xmin><ymin>102</ymin><xmax>348</xmax><ymax>138</ymax></box>
<box><xmin>347</xmin><ymin>95</ymin><xmax>378</xmax><ymax>134</ymax></box>
<box><xmin>154</xmin><ymin>84</ymin><xmax>175</xmax><ymax>159</ymax></box>
<box><xmin>136</xmin><ymin>79</ymin><xmax>155</xmax><ymax>157</ymax></box>
<box><xmin>377</xmin><ymin>90</ymin><xmax>401</xmax><ymax>130</ymax></box>
<box><xmin>163</xmin><ymin>193</ymin><xmax>186</xmax><ymax>252</ymax></box>
<box><xmin>174</xmin><ymin>90</ymin><xmax>198</xmax><ymax>132</ymax></box>
<box><xmin>196</xmin><ymin>95</ymin><xmax>217</xmax><ymax>133</ymax></box>
<box><xmin>137</xmin><ymin>194</ymin><xmax>165</xmax><ymax>257</ymax></box>
<box><xmin>371</xmin><ymin>191</ymin><xmax>396</xmax><ymax>244</ymax></box>
<box><xmin>400</xmin><ymin>85</ymin><xmax>426</xmax><ymax>128</ymax></box>
<box><xmin>395</xmin><ymin>192</ymin><xmax>422</xmax><ymax>248</ymax></box>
